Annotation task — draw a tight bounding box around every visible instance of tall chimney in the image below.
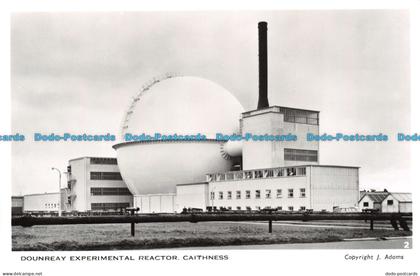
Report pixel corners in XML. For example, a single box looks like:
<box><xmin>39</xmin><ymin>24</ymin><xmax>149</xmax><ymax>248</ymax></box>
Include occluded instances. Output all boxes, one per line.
<box><xmin>257</xmin><ymin>21</ymin><xmax>269</xmax><ymax>109</ymax></box>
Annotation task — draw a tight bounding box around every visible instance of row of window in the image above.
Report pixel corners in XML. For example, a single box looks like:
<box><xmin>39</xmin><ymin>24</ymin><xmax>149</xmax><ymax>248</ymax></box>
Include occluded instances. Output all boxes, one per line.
<box><xmin>362</xmin><ymin>200</ymin><xmax>394</xmax><ymax>207</ymax></box>
<box><xmin>44</xmin><ymin>203</ymin><xmax>59</xmax><ymax>209</ymax></box>
<box><xmin>90</xmin><ymin>172</ymin><xmax>123</xmax><ymax>181</ymax></box>
<box><xmin>90</xmin><ymin>158</ymin><xmax>118</xmax><ymax>165</ymax></box>
<box><xmin>210</xmin><ymin>188</ymin><xmax>306</xmax><ymax>200</ymax></box>
<box><xmin>284</xmin><ymin>148</ymin><xmax>318</xmax><ymax>162</ymax></box>
<box><xmin>217</xmin><ymin>206</ymin><xmax>306</xmax><ymax>211</ymax></box>
<box><xmin>207</xmin><ymin>167</ymin><xmax>307</xmax><ymax>182</ymax></box>
<box><xmin>90</xmin><ymin>187</ymin><xmax>132</xmax><ymax>196</ymax></box>
<box><xmin>90</xmin><ymin>202</ymin><xmax>130</xmax><ymax>210</ymax></box>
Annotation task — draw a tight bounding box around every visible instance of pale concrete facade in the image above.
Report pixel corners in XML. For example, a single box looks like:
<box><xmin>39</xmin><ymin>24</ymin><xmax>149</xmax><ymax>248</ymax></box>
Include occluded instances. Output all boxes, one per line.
<box><xmin>176</xmin><ymin>183</ymin><xmax>209</xmax><ymax>211</ymax></box>
<box><xmin>176</xmin><ymin>165</ymin><xmax>359</xmax><ymax>212</ymax></box>
<box><xmin>66</xmin><ymin>157</ymin><xmax>133</xmax><ymax>212</ymax></box>
<box><xmin>23</xmin><ymin>192</ymin><xmax>60</xmax><ymax>212</ymax></box>
<box><xmin>134</xmin><ymin>193</ymin><xmax>176</xmax><ymax>213</ymax></box>
<box><xmin>241</xmin><ymin>106</ymin><xmax>319</xmax><ymax>170</ymax></box>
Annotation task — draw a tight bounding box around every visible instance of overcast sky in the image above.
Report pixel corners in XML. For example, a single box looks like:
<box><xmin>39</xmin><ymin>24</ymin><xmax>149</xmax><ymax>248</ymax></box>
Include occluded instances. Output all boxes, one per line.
<box><xmin>11</xmin><ymin>10</ymin><xmax>411</xmax><ymax>195</ymax></box>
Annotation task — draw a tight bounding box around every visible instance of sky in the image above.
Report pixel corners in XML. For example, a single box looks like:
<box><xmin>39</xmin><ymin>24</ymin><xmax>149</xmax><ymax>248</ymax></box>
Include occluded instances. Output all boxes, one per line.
<box><xmin>11</xmin><ymin>10</ymin><xmax>411</xmax><ymax>195</ymax></box>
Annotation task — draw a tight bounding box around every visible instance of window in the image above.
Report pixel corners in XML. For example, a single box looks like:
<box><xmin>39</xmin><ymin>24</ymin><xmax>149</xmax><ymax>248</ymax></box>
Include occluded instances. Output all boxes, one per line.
<box><xmin>277</xmin><ymin>206</ymin><xmax>283</xmax><ymax>211</ymax></box>
<box><xmin>363</xmin><ymin>202</ymin><xmax>369</xmax><ymax>207</ymax></box>
<box><xmin>255</xmin><ymin>206</ymin><xmax>261</xmax><ymax>210</ymax></box>
<box><xmin>236</xmin><ymin>206</ymin><xmax>241</xmax><ymax>210</ymax></box>
<box><xmin>300</xmin><ymin>188</ymin><xmax>306</xmax><ymax>198</ymax></box>
<box><xmin>236</xmin><ymin>191</ymin><xmax>241</xmax><ymax>199</ymax></box>
<box><xmin>387</xmin><ymin>200</ymin><xmax>394</xmax><ymax>206</ymax></box>
<box><xmin>218</xmin><ymin>192</ymin><xmax>223</xmax><ymax>200</ymax></box>
<box><xmin>227</xmin><ymin>206</ymin><xmax>232</xmax><ymax>210</ymax></box>
<box><xmin>255</xmin><ymin>190</ymin><xmax>261</xmax><ymax>199</ymax></box>
<box><xmin>286</xmin><ymin>168</ymin><xmax>296</xmax><ymax>176</ymax></box>
<box><xmin>288</xmin><ymin>189</ymin><xmax>294</xmax><ymax>198</ymax></box>
<box><xmin>210</xmin><ymin>192</ymin><xmax>215</xmax><ymax>200</ymax></box>
<box><xmin>265</xmin><ymin>189</ymin><xmax>272</xmax><ymax>199</ymax></box>
<box><xmin>276</xmin><ymin>189</ymin><xmax>282</xmax><ymax>198</ymax></box>
<box><xmin>90</xmin><ymin>187</ymin><xmax>132</xmax><ymax>196</ymax></box>
<box><xmin>90</xmin><ymin>157</ymin><xmax>118</xmax><ymax>165</ymax></box>
<box><xmin>288</xmin><ymin>206</ymin><xmax>294</xmax><ymax>211</ymax></box>
<box><xmin>91</xmin><ymin>202</ymin><xmax>130</xmax><ymax>210</ymax></box>
<box><xmin>284</xmin><ymin>148</ymin><xmax>318</xmax><ymax>162</ymax></box>
<box><xmin>246</xmin><ymin>206</ymin><xmax>252</xmax><ymax>211</ymax></box>
<box><xmin>255</xmin><ymin>170</ymin><xmax>263</xmax><ymax>178</ymax></box>
<box><xmin>300</xmin><ymin>206</ymin><xmax>306</xmax><ymax>211</ymax></box>
<box><xmin>280</xmin><ymin>108</ymin><xmax>319</xmax><ymax>125</ymax></box>
<box><xmin>245</xmin><ymin>190</ymin><xmax>251</xmax><ymax>199</ymax></box>
<box><xmin>275</xmin><ymin>169</ymin><xmax>284</xmax><ymax>177</ymax></box>
<box><xmin>297</xmin><ymin>167</ymin><xmax>306</xmax><ymax>175</ymax></box>
<box><xmin>227</xmin><ymin>191</ymin><xmax>232</xmax><ymax>200</ymax></box>
<box><xmin>90</xmin><ymin>172</ymin><xmax>123</xmax><ymax>181</ymax></box>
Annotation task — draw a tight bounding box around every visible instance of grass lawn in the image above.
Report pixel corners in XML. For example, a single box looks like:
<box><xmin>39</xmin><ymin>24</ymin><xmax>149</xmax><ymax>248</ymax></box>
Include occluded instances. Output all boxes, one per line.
<box><xmin>12</xmin><ymin>221</ymin><xmax>412</xmax><ymax>251</ymax></box>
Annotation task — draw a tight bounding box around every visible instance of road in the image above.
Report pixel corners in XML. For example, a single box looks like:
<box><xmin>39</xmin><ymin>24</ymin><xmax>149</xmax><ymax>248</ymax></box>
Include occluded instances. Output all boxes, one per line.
<box><xmin>173</xmin><ymin>237</ymin><xmax>412</xmax><ymax>250</ymax></box>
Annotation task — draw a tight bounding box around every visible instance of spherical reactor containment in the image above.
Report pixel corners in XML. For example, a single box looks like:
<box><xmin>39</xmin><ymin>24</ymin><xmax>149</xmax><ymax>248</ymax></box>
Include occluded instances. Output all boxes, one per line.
<box><xmin>113</xmin><ymin>76</ymin><xmax>244</xmax><ymax>195</ymax></box>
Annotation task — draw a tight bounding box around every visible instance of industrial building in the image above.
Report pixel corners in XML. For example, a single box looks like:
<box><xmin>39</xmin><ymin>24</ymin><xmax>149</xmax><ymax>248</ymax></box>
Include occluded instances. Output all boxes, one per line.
<box><xmin>113</xmin><ymin>22</ymin><xmax>360</xmax><ymax>213</ymax></box>
<box><xmin>23</xmin><ymin>192</ymin><xmax>61</xmax><ymax>213</ymax></box>
<box><xmin>359</xmin><ymin>191</ymin><xmax>412</xmax><ymax>213</ymax></box>
<box><xmin>64</xmin><ymin>157</ymin><xmax>133</xmax><ymax>212</ymax></box>
<box><xmin>12</xmin><ymin>157</ymin><xmax>133</xmax><ymax>214</ymax></box>
<box><xmin>11</xmin><ymin>196</ymin><xmax>24</xmax><ymax>216</ymax></box>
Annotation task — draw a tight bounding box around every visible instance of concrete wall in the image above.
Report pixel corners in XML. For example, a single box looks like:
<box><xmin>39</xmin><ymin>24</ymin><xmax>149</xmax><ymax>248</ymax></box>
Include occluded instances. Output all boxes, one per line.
<box><xmin>23</xmin><ymin>193</ymin><xmax>60</xmax><ymax>212</ymax></box>
<box><xmin>242</xmin><ymin>108</ymin><xmax>319</xmax><ymax>170</ymax></box>
<box><xmin>135</xmin><ymin>194</ymin><xmax>176</xmax><ymax>213</ymax></box>
<box><xmin>209</xmin><ymin>174</ymin><xmax>310</xmax><ymax>211</ymax></box>
<box><xmin>88</xmin><ymin>163</ymin><xmax>132</xmax><ymax>210</ymax></box>
<box><xmin>12</xmin><ymin>196</ymin><xmax>24</xmax><ymax>215</ymax></box>
<box><xmin>68</xmin><ymin>157</ymin><xmax>133</xmax><ymax>211</ymax></box>
<box><xmin>310</xmin><ymin>166</ymin><xmax>359</xmax><ymax>211</ymax></box>
<box><xmin>176</xmin><ymin>183</ymin><xmax>209</xmax><ymax>211</ymax></box>
<box><xmin>69</xmin><ymin>158</ymin><xmax>88</xmax><ymax>211</ymax></box>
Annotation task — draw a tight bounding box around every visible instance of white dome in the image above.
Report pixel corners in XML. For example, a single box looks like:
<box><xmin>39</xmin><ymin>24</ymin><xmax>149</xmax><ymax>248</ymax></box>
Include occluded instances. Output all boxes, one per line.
<box><xmin>115</xmin><ymin>76</ymin><xmax>244</xmax><ymax>196</ymax></box>
<box><xmin>121</xmin><ymin>76</ymin><xmax>244</xmax><ymax>139</ymax></box>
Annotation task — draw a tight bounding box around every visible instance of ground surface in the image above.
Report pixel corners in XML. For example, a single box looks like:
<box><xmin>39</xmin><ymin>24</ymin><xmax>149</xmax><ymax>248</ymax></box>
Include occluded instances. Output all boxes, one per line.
<box><xmin>12</xmin><ymin>221</ymin><xmax>412</xmax><ymax>251</ymax></box>
<box><xmin>174</xmin><ymin>237</ymin><xmax>413</xmax><ymax>249</ymax></box>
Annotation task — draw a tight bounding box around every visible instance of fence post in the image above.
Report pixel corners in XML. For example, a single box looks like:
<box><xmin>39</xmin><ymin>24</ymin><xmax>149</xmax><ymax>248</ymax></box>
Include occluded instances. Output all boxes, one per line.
<box><xmin>126</xmin><ymin>207</ymin><xmax>140</xmax><ymax>237</ymax></box>
<box><xmin>268</xmin><ymin>220</ymin><xmax>272</xmax><ymax>233</ymax></box>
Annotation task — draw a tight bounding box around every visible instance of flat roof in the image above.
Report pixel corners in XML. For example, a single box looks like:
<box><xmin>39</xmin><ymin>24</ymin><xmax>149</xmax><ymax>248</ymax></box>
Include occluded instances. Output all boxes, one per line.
<box><xmin>68</xmin><ymin>156</ymin><xmax>117</xmax><ymax>162</ymax></box>
<box><xmin>242</xmin><ymin>105</ymin><xmax>320</xmax><ymax>116</ymax></box>
<box><xmin>206</xmin><ymin>164</ymin><xmax>360</xmax><ymax>175</ymax></box>
<box><xmin>23</xmin><ymin>192</ymin><xmax>59</xmax><ymax>197</ymax></box>
<box><xmin>176</xmin><ymin>182</ymin><xmax>208</xmax><ymax>187</ymax></box>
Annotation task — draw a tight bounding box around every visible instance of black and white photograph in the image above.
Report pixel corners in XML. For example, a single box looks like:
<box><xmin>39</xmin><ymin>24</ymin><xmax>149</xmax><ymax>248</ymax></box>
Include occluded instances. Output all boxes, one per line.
<box><xmin>1</xmin><ymin>2</ymin><xmax>419</xmax><ymax>276</ymax></box>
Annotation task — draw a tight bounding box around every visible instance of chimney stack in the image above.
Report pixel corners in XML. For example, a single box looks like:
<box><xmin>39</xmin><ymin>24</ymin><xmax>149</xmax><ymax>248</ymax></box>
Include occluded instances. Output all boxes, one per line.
<box><xmin>257</xmin><ymin>21</ymin><xmax>269</xmax><ymax>109</ymax></box>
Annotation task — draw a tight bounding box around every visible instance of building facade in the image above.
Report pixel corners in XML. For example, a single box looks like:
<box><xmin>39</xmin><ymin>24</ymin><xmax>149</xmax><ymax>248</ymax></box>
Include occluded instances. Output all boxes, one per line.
<box><xmin>23</xmin><ymin>192</ymin><xmax>60</xmax><ymax>213</ymax></box>
<box><xmin>176</xmin><ymin>165</ymin><xmax>359</xmax><ymax>212</ymax></box>
<box><xmin>359</xmin><ymin>191</ymin><xmax>412</xmax><ymax>213</ymax></box>
<box><xmin>11</xmin><ymin>196</ymin><xmax>24</xmax><ymax>216</ymax></box>
<box><xmin>65</xmin><ymin>157</ymin><xmax>133</xmax><ymax>212</ymax></box>
<box><xmin>174</xmin><ymin>106</ymin><xmax>359</xmax><ymax>213</ymax></box>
